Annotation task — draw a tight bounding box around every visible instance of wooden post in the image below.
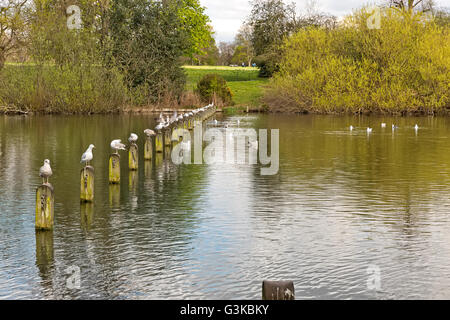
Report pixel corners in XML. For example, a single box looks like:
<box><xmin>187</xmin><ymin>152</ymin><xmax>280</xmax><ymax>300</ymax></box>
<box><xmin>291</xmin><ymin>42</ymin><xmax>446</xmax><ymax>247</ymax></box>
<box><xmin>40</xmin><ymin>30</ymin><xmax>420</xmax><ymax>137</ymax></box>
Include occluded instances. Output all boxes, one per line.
<box><xmin>35</xmin><ymin>184</ymin><xmax>54</xmax><ymax>231</ymax></box>
<box><xmin>156</xmin><ymin>132</ymin><xmax>163</xmax><ymax>153</ymax></box>
<box><xmin>80</xmin><ymin>166</ymin><xmax>94</xmax><ymax>203</ymax></box>
<box><xmin>129</xmin><ymin>143</ymin><xmax>138</xmax><ymax>170</ymax></box>
<box><xmin>109</xmin><ymin>154</ymin><xmax>121</xmax><ymax>184</ymax></box>
<box><xmin>262</xmin><ymin>281</ymin><xmax>295</xmax><ymax>300</ymax></box>
<box><xmin>144</xmin><ymin>137</ymin><xmax>153</xmax><ymax>160</ymax></box>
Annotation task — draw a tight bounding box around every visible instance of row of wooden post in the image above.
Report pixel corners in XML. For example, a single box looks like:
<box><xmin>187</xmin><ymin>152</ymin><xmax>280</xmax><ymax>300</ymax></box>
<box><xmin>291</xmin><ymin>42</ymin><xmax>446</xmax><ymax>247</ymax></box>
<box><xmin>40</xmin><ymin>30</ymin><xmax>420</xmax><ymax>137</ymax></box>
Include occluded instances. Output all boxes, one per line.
<box><xmin>35</xmin><ymin>106</ymin><xmax>217</xmax><ymax>231</ymax></box>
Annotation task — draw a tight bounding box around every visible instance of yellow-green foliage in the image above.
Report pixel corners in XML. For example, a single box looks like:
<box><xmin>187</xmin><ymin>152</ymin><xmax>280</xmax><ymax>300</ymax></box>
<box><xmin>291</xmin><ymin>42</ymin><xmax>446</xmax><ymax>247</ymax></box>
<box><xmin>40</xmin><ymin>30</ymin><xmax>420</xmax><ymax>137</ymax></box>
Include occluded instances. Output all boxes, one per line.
<box><xmin>265</xmin><ymin>8</ymin><xmax>450</xmax><ymax>114</ymax></box>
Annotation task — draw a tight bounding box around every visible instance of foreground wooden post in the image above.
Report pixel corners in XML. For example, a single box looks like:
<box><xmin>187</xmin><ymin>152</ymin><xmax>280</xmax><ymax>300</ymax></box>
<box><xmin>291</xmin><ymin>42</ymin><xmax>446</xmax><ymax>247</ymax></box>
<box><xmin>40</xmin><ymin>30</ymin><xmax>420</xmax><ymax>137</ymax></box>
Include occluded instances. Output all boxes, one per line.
<box><xmin>35</xmin><ymin>184</ymin><xmax>54</xmax><ymax>231</ymax></box>
<box><xmin>129</xmin><ymin>143</ymin><xmax>139</xmax><ymax>170</ymax></box>
<box><xmin>80</xmin><ymin>166</ymin><xmax>94</xmax><ymax>202</ymax></box>
<box><xmin>144</xmin><ymin>137</ymin><xmax>153</xmax><ymax>160</ymax></box>
<box><xmin>156</xmin><ymin>132</ymin><xmax>163</xmax><ymax>153</ymax></box>
<box><xmin>109</xmin><ymin>154</ymin><xmax>121</xmax><ymax>184</ymax></box>
<box><xmin>262</xmin><ymin>281</ymin><xmax>295</xmax><ymax>300</ymax></box>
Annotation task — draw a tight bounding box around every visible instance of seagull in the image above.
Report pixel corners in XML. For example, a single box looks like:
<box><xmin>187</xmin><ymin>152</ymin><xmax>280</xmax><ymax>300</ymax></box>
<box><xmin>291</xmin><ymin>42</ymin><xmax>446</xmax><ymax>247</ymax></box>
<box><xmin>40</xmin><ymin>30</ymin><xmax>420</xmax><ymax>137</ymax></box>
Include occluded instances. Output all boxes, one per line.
<box><xmin>155</xmin><ymin>122</ymin><xmax>164</xmax><ymax>131</ymax></box>
<box><xmin>381</xmin><ymin>123</ymin><xmax>387</xmax><ymax>128</ymax></box>
<box><xmin>80</xmin><ymin>144</ymin><xmax>95</xmax><ymax>167</ymax></box>
<box><xmin>144</xmin><ymin>129</ymin><xmax>156</xmax><ymax>137</ymax></box>
<box><xmin>350</xmin><ymin>125</ymin><xmax>354</xmax><ymax>131</ymax></box>
<box><xmin>367</xmin><ymin>128</ymin><xmax>373</xmax><ymax>134</ymax></box>
<box><xmin>392</xmin><ymin>124</ymin><xmax>399</xmax><ymax>131</ymax></box>
<box><xmin>214</xmin><ymin>119</ymin><xmax>218</xmax><ymax>126</ymax></box>
<box><xmin>111</xmin><ymin>139</ymin><xmax>126</xmax><ymax>154</ymax></box>
<box><xmin>128</xmin><ymin>133</ymin><xmax>138</xmax><ymax>144</ymax></box>
<box><xmin>39</xmin><ymin>159</ymin><xmax>52</xmax><ymax>184</ymax></box>
<box><xmin>415</xmin><ymin>124</ymin><xmax>419</xmax><ymax>131</ymax></box>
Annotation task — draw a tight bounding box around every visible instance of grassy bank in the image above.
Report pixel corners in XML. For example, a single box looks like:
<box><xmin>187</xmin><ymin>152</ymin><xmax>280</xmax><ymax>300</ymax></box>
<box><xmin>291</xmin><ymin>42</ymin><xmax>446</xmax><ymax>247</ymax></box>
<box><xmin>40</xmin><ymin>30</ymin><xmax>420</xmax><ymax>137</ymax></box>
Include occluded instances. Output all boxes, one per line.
<box><xmin>183</xmin><ymin>66</ymin><xmax>268</xmax><ymax>107</ymax></box>
<box><xmin>0</xmin><ymin>64</ymin><xmax>268</xmax><ymax>114</ymax></box>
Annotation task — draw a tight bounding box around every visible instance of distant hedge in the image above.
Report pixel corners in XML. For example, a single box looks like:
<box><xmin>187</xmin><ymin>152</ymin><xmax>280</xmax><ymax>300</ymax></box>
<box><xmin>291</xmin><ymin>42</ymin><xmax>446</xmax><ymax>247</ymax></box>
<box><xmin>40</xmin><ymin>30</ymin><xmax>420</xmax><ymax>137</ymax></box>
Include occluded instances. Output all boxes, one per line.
<box><xmin>265</xmin><ymin>8</ymin><xmax>450</xmax><ymax>114</ymax></box>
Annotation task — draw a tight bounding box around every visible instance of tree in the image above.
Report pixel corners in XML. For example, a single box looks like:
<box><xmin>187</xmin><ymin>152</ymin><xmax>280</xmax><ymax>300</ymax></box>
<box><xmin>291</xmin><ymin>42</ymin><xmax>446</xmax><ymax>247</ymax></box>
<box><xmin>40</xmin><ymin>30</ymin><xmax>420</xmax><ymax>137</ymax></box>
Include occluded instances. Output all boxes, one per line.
<box><xmin>195</xmin><ymin>32</ymin><xmax>220</xmax><ymax>65</ymax></box>
<box><xmin>177</xmin><ymin>0</ymin><xmax>214</xmax><ymax>60</ymax></box>
<box><xmin>387</xmin><ymin>0</ymin><xmax>435</xmax><ymax>14</ymax></box>
<box><xmin>247</xmin><ymin>0</ymin><xmax>297</xmax><ymax>56</ymax></box>
<box><xmin>108</xmin><ymin>0</ymin><xmax>188</xmax><ymax>103</ymax></box>
<box><xmin>0</xmin><ymin>0</ymin><xmax>28</xmax><ymax>69</ymax></box>
<box><xmin>234</xmin><ymin>23</ymin><xmax>254</xmax><ymax>66</ymax></box>
<box><xmin>218</xmin><ymin>41</ymin><xmax>235</xmax><ymax>66</ymax></box>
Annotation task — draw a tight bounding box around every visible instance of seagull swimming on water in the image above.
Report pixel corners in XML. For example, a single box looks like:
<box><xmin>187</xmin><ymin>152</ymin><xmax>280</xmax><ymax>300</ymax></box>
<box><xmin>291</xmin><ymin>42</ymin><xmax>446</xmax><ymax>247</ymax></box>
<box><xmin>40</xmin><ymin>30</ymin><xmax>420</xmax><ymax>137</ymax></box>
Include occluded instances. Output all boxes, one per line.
<box><xmin>80</xmin><ymin>144</ymin><xmax>95</xmax><ymax>167</ymax></box>
<box><xmin>39</xmin><ymin>159</ymin><xmax>52</xmax><ymax>184</ymax></box>
<box><xmin>367</xmin><ymin>128</ymin><xmax>373</xmax><ymax>134</ymax></box>
<box><xmin>415</xmin><ymin>124</ymin><xmax>419</xmax><ymax>131</ymax></box>
<box><xmin>111</xmin><ymin>140</ymin><xmax>126</xmax><ymax>154</ymax></box>
<box><xmin>350</xmin><ymin>125</ymin><xmax>354</xmax><ymax>131</ymax></box>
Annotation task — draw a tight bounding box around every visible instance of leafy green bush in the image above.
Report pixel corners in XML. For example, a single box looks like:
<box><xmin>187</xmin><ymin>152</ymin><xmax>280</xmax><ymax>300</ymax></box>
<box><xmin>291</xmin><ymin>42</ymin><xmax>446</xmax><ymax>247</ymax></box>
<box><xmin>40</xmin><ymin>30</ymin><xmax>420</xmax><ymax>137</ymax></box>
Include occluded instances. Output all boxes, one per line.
<box><xmin>196</xmin><ymin>74</ymin><xmax>233</xmax><ymax>105</ymax></box>
<box><xmin>265</xmin><ymin>8</ymin><xmax>450</xmax><ymax>114</ymax></box>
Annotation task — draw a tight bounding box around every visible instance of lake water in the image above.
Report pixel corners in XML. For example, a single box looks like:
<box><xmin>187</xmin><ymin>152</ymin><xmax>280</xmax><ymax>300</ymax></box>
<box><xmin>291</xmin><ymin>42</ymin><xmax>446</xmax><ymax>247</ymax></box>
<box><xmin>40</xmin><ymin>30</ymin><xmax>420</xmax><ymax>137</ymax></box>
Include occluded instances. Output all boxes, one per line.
<box><xmin>1</xmin><ymin>113</ymin><xmax>450</xmax><ymax>300</ymax></box>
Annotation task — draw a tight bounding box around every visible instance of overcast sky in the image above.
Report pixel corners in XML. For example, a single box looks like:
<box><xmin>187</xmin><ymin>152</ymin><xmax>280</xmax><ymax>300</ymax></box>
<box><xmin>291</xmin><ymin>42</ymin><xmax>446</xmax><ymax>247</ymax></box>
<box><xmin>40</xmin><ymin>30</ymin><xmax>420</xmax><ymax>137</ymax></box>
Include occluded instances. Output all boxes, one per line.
<box><xmin>201</xmin><ymin>0</ymin><xmax>450</xmax><ymax>43</ymax></box>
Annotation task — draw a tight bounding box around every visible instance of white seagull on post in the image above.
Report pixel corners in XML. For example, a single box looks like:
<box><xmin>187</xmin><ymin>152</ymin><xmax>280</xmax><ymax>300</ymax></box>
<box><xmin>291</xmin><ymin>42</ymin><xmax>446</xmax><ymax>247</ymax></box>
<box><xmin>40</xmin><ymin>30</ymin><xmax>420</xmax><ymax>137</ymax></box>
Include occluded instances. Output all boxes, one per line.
<box><xmin>111</xmin><ymin>140</ymin><xmax>126</xmax><ymax>154</ymax></box>
<box><xmin>80</xmin><ymin>144</ymin><xmax>95</xmax><ymax>167</ymax></box>
<box><xmin>39</xmin><ymin>159</ymin><xmax>53</xmax><ymax>184</ymax></box>
<box><xmin>128</xmin><ymin>133</ymin><xmax>138</xmax><ymax>144</ymax></box>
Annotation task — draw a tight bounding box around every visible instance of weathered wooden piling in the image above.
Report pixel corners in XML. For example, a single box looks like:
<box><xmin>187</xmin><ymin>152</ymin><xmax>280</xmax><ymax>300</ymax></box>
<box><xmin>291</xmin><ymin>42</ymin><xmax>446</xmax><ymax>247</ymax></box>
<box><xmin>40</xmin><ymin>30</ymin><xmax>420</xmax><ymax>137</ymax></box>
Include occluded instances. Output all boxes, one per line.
<box><xmin>156</xmin><ymin>132</ymin><xmax>163</xmax><ymax>153</ymax></box>
<box><xmin>109</xmin><ymin>154</ymin><xmax>121</xmax><ymax>184</ymax></box>
<box><xmin>35</xmin><ymin>184</ymin><xmax>54</xmax><ymax>231</ymax></box>
<box><xmin>80</xmin><ymin>166</ymin><xmax>94</xmax><ymax>203</ymax></box>
<box><xmin>144</xmin><ymin>137</ymin><xmax>153</xmax><ymax>160</ymax></box>
<box><xmin>129</xmin><ymin>143</ymin><xmax>139</xmax><ymax>170</ymax></box>
<box><xmin>262</xmin><ymin>281</ymin><xmax>295</xmax><ymax>300</ymax></box>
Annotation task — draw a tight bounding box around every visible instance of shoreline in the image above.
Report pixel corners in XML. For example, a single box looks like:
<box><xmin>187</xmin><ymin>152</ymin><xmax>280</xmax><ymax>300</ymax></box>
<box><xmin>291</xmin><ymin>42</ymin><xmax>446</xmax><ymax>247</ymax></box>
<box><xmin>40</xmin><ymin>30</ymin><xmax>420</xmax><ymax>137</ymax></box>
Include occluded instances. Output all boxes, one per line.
<box><xmin>2</xmin><ymin>105</ymin><xmax>450</xmax><ymax>117</ymax></box>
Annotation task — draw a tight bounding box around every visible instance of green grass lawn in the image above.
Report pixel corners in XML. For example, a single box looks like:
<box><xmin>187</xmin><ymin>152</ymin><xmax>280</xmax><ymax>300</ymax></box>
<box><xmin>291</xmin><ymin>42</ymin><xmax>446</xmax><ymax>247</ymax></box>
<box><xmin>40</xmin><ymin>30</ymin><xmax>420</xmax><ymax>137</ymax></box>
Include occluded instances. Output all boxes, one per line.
<box><xmin>183</xmin><ymin>65</ymin><xmax>268</xmax><ymax>107</ymax></box>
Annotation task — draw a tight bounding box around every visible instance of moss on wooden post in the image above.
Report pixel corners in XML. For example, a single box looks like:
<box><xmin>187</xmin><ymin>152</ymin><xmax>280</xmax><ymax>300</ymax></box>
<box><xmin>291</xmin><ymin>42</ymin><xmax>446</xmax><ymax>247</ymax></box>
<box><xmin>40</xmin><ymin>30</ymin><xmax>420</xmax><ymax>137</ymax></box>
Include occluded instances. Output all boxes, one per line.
<box><xmin>156</xmin><ymin>132</ymin><xmax>163</xmax><ymax>153</ymax></box>
<box><xmin>262</xmin><ymin>281</ymin><xmax>295</xmax><ymax>300</ymax></box>
<box><xmin>35</xmin><ymin>184</ymin><xmax>54</xmax><ymax>231</ymax></box>
<box><xmin>80</xmin><ymin>166</ymin><xmax>94</xmax><ymax>203</ymax></box>
<box><xmin>109</xmin><ymin>154</ymin><xmax>121</xmax><ymax>184</ymax></box>
<box><xmin>129</xmin><ymin>143</ymin><xmax>138</xmax><ymax>170</ymax></box>
<box><xmin>144</xmin><ymin>137</ymin><xmax>153</xmax><ymax>160</ymax></box>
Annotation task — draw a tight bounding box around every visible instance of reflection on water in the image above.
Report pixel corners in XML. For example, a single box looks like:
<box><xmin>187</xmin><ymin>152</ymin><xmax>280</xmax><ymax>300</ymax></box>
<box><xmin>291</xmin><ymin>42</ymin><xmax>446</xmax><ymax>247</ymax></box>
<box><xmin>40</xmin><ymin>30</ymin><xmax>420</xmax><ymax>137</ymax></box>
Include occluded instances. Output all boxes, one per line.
<box><xmin>1</xmin><ymin>114</ymin><xmax>450</xmax><ymax>299</ymax></box>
